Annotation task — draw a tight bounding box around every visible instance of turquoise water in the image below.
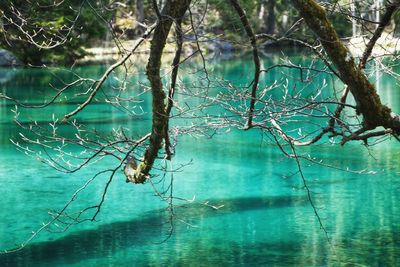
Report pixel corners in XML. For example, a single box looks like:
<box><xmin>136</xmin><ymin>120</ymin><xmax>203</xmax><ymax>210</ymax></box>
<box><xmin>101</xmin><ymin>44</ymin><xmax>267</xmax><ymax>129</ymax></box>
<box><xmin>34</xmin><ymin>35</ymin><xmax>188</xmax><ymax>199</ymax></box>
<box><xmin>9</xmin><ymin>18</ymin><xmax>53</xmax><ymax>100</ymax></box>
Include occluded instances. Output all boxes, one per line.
<box><xmin>0</xmin><ymin>54</ymin><xmax>400</xmax><ymax>266</ymax></box>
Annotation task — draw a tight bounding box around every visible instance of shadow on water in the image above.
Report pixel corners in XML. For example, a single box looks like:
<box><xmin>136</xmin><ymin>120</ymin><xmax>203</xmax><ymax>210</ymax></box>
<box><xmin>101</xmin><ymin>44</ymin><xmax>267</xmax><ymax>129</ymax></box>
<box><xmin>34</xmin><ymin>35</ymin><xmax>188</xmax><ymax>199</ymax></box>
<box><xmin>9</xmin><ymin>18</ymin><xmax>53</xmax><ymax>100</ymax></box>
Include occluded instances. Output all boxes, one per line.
<box><xmin>0</xmin><ymin>195</ymin><xmax>308</xmax><ymax>266</ymax></box>
<box><xmin>3</xmin><ymin>194</ymin><xmax>399</xmax><ymax>266</ymax></box>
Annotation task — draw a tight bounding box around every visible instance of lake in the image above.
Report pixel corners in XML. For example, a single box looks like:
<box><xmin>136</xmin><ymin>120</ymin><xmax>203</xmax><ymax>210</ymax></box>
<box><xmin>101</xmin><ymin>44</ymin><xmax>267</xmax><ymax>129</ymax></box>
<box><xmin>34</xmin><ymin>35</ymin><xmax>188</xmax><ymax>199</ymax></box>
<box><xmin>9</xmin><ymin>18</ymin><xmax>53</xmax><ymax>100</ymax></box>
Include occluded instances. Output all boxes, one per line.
<box><xmin>0</xmin><ymin>52</ymin><xmax>400</xmax><ymax>266</ymax></box>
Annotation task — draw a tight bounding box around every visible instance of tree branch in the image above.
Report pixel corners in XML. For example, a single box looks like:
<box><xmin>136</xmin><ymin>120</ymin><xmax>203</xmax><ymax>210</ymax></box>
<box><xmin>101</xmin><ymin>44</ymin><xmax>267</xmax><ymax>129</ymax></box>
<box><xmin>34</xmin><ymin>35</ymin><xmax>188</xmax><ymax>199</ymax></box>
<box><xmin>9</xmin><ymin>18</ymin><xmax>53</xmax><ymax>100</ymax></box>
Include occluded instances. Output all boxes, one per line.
<box><xmin>130</xmin><ymin>0</ymin><xmax>192</xmax><ymax>183</ymax></box>
<box><xmin>62</xmin><ymin>25</ymin><xmax>155</xmax><ymax>122</ymax></box>
<box><xmin>291</xmin><ymin>0</ymin><xmax>399</xmax><ymax>133</ymax></box>
<box><xmin>359</xmin><ymin>1</ymin><xmax>400</xmax><ymax>69</ymax></box>
<box><xmin>229</xmin><ymin>0</ymin><xmax>261</xmax><ymax>128</ymax></box>
<box><xmin>164</xmin><ymin>18</ymin><xmax>184</xmax><ymax>160</ymax></box>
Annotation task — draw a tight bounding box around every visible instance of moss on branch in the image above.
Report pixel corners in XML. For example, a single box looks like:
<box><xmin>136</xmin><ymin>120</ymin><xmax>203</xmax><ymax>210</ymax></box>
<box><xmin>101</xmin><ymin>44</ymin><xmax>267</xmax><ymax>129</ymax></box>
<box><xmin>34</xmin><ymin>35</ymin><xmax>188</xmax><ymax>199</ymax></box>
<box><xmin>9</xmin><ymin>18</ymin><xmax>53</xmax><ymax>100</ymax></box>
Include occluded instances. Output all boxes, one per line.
<box><xmin>291</xmin><ymin>0</ymin><xmax>397</xmax><ymax>132</ymax></box>
<box><xmin>129</xmin><ymin>0</ymin><xmax>191</xmax><ymax>183</ymax></box>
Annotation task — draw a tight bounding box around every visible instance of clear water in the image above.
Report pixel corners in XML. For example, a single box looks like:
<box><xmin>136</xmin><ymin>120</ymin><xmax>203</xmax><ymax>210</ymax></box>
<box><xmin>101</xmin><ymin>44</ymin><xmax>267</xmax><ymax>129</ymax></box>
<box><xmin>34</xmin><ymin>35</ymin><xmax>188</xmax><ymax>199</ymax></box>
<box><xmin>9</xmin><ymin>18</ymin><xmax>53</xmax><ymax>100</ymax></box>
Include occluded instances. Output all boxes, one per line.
<box><xmin>0</xmin><ymin>53</ymin><xmax>400</xmax><ymax>266</ymax></box>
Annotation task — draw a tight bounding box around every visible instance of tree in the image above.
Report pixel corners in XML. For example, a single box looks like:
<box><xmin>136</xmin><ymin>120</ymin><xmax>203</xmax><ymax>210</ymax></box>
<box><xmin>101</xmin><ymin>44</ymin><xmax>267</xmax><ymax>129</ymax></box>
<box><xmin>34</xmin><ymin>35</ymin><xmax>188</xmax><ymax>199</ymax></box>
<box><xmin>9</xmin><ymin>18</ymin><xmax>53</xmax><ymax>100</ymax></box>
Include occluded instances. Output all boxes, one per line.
<box><xmin>0</xmin><ymin>0</ymin><xmax>110</xmax><ymax>64</ymax></box>
<box><xmin>1</xmin><ymin>0</ymin><xmax>400</xmax><ymax>253</ymax></box>
<box><xmin>298</xmin><ymin>0</ymin><xmax>400</xmax><ymax>131</ymax></box>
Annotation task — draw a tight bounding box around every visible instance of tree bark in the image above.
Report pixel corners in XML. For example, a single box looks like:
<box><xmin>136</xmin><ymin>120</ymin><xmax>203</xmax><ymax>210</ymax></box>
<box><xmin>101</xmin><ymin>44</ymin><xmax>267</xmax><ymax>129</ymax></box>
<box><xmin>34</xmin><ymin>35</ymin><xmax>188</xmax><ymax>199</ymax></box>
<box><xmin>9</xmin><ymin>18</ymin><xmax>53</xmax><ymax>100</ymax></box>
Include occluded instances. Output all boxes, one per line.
<box><xmin>130</xmin><ymin>0</ymin><xmax>191</xmax><ymax>183</ymax></box>
<box><xmin>359</xmin><ymin>1</ymin><xmax>400</xmax><ymax>68</ymax></box>
<box><xmin>229</xmin><ymin>0</ymin><xmax>261</xmax><ymax>128</ymax></box>
<box><xmin>266</xmin><ymin>0</ymin><xmax>276</xmax><ymax>35</ymax></box>
<box><xmin>164</xmin><ymin>18</ymin><xmax>183</xmax><ymax>160</ymax></box>
<box><xmin>291</xmin><ymin>0</ymin><xmax>399</xmax><ymax>133</ymax></box>
<box><xmin>136</xmin><ymin>0</ymin><xmax>144</xmax><ymax>24</ymax></box>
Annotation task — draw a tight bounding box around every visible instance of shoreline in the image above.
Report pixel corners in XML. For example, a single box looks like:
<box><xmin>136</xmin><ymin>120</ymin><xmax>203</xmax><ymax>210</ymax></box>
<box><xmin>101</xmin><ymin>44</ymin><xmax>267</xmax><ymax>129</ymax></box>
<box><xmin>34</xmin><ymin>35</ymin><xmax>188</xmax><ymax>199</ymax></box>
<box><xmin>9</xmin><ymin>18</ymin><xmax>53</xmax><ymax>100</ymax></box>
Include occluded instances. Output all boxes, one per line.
<box><xmin>77</xmin><ymin>33</ymin><xmax>400</xmax><ymax>65</ymax></box>
<box><xmin>3</xmin><ymin>33</ymin><xmax>400</xmax><ymax>67</ymax></box>
<box><xmin>346</xmin><ymin>32</ymin><xmax>400</xmax><ymax>58</ymax></box>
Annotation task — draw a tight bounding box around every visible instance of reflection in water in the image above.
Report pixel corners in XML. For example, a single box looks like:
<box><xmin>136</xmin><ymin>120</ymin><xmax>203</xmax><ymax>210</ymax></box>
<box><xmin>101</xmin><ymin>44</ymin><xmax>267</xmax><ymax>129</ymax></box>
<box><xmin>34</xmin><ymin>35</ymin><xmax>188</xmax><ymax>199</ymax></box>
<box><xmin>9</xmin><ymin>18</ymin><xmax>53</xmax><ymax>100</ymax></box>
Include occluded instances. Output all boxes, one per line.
<box><xmin>0</xmin><ymin>68</ymin><xmax>21</xmax><ymax>85</ymax></box>
<box><xmin>336</xmin><ymin>229</ymin><xmax>400</xmax><ymax>266</ymax></box>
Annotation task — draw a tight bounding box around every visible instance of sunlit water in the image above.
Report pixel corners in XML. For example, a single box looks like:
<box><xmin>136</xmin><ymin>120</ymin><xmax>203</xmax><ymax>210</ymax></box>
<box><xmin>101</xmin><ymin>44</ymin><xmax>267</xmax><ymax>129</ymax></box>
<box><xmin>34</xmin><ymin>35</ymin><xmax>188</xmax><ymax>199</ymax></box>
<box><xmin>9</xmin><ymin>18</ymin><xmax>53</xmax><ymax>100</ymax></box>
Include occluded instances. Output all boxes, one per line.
<box><xmin>0</xmin><ymin>52</ymin><xmax>400</xmax><ymax>266</ymax></box>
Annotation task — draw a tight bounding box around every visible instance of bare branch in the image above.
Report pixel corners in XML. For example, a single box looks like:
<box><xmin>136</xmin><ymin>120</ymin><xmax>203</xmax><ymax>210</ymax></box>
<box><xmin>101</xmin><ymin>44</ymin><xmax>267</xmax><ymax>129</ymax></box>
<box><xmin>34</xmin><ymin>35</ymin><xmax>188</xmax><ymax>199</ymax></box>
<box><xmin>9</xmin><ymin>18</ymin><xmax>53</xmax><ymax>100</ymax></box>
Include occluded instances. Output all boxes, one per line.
<box><xmin>229</xmin><ymin>0</ymin><xmax>260</xmax><ymax>128</ymax></box>
<box><xmin>131</xmin><ymin>0</ymin><xmax>192</xmax><ymax>183</ymax></box>
<box><xmin>359</xmin><ymin>1</ymin><xmax>400</xmax><ymax>69</ymax></box>
<box><xmin>62</xmin><ymin>25</ymin><xmax>155</xmax><ymax>122</ymax></box>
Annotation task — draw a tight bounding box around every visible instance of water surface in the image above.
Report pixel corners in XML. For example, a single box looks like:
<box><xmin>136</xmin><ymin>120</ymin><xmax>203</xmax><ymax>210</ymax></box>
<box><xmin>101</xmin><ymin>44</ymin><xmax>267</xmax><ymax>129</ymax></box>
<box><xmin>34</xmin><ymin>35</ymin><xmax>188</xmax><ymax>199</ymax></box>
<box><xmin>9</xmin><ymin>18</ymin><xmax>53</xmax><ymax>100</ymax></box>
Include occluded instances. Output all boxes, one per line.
<box><xmin>0</xmin><ymin>53</ymin><xmax>400</xmax><ymax>266</ymax></box>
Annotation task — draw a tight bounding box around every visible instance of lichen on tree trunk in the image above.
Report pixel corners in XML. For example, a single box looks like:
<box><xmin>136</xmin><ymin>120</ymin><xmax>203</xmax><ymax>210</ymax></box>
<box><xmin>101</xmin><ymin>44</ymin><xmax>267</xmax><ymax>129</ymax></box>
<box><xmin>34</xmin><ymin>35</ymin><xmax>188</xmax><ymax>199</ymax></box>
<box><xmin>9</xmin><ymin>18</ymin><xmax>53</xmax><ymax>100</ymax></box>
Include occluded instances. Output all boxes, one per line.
<box><xmin>128</xmin><ymin>0</ymin><xmax>191</xmax><ymax>183</ymax></box>
<box><xmin>291</xmin><ymin>0</ymin><xmax>399</xmax><ymax>133</ymax></box>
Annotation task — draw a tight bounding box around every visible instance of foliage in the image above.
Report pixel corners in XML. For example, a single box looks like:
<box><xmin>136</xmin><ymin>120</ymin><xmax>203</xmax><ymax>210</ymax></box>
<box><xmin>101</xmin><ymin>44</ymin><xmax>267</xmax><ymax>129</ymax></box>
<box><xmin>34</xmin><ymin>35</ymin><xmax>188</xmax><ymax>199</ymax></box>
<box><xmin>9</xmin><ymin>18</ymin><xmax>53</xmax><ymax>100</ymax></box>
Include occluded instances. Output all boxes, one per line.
<box><xmin>328</xmin><ymin>12</ymin><xmax>352</xmax><ymax>38</ymax></box>
<box><xmin>0</xmin><ymin>0</ymin><xmax>360</xmax><ymax>64</ymax></box>
<box><xmin>198</xmin><ymin>0</ymin><xmax>259</xmax><ymax>36</ymax></box>
<box><xmin>0</xmin><ymin>0</ymin><xmax>110</xmax><ymax>64</ymax></box>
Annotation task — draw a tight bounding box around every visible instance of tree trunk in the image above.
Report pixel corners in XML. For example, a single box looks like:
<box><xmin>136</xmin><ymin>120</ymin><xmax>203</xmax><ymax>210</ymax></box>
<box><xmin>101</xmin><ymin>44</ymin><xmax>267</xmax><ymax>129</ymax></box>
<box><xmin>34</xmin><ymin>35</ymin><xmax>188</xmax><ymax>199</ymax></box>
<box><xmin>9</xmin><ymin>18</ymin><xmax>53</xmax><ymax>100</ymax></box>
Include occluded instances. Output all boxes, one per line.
<box><xmin>266</xmin><ymin>0</ymin><xmax>276</xmax><ymax>35</ymax></box>
<box><xmin>130</xmin><ymin>0</ymin><xmax>191</xmax><ymax>183</ymax></box>
<box><xmin>291</xmin><ymin>0</ymin><xmax>399</xmax><ymax>132</ymax></box>
<box><xmin>350</xmin><ymin>0</ymin><xmax>357</xmax><ymax>37</ymax></box>
<box><xmin>136</xmin><ymin>0</ymin><xmax>144</xmax><ymax>23</ymax></box>
<box><xmin>394</xmin><ymin>10</ymin><xmax>400</xmax><ymax>38</ymax></box>
<box><xmin>135</xmin><ymin>0</ymin><xmax>145</xmax><ymax>35</ymax></box>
